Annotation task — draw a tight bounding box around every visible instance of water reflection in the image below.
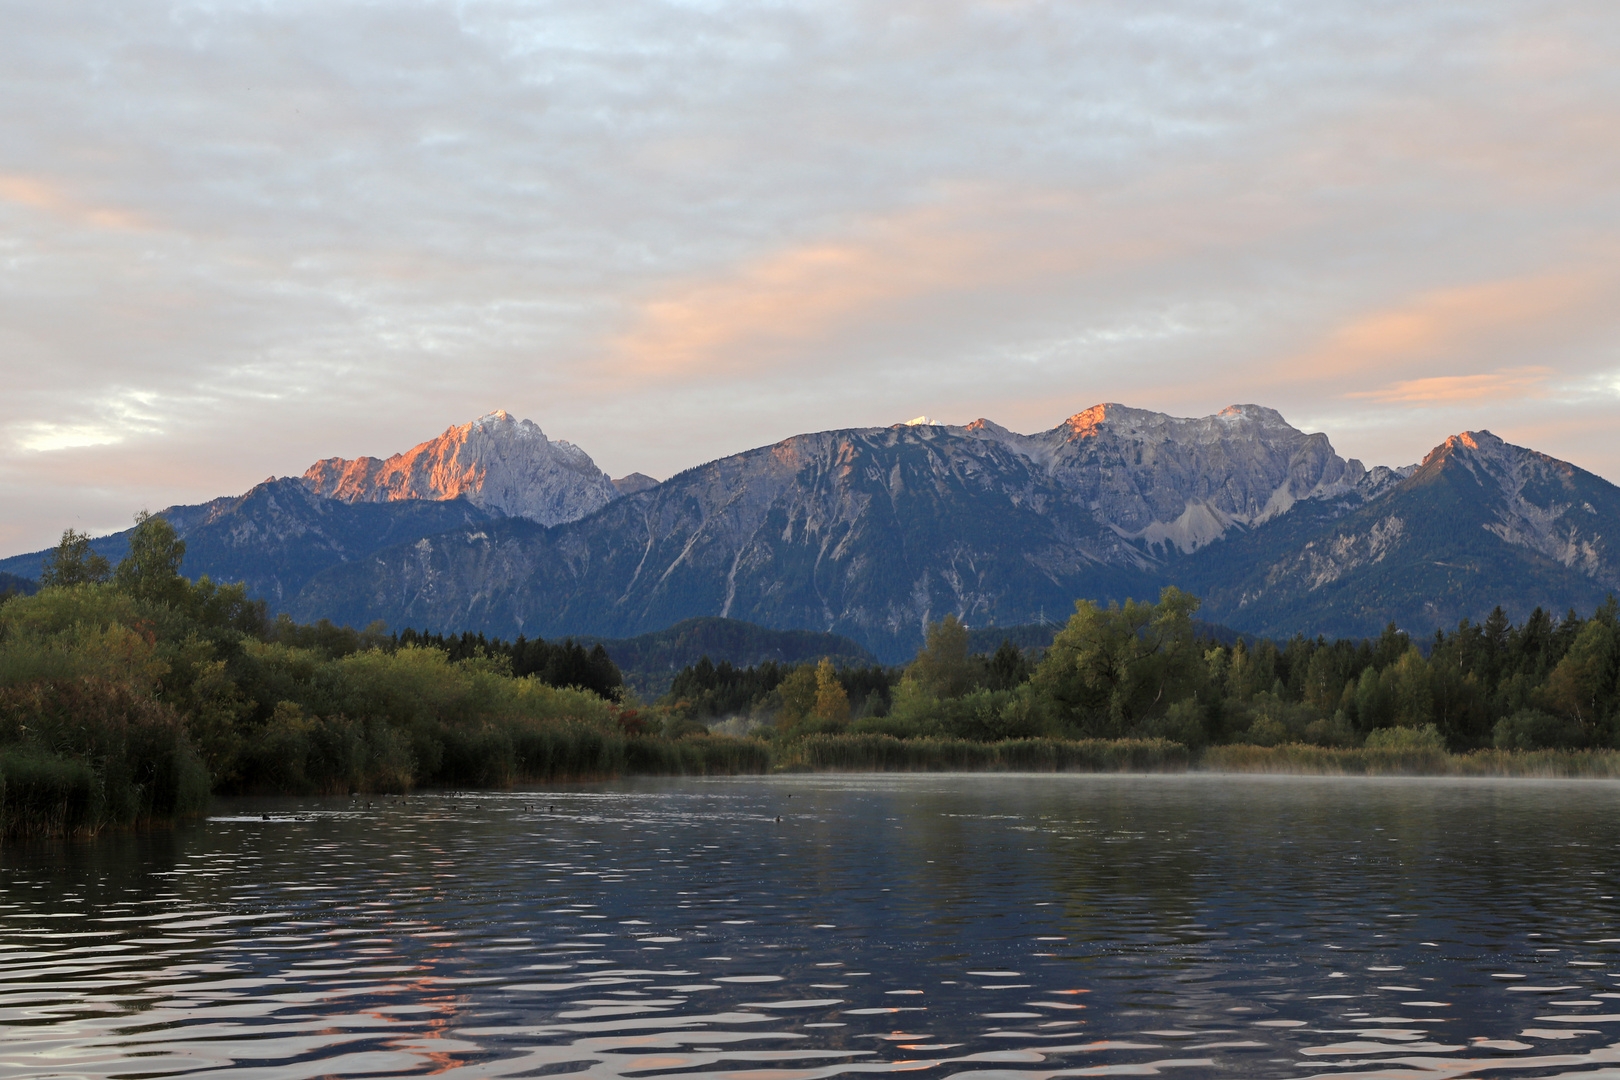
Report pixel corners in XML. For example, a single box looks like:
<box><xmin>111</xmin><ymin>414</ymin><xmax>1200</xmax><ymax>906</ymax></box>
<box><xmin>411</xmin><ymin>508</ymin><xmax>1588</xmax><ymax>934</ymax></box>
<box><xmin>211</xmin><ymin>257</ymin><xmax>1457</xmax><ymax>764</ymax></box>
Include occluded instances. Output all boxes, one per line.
<box><xmin>3</xmin><ymin>775</ymin><xmax>1620</xmax><ymax>1078</ymax></box>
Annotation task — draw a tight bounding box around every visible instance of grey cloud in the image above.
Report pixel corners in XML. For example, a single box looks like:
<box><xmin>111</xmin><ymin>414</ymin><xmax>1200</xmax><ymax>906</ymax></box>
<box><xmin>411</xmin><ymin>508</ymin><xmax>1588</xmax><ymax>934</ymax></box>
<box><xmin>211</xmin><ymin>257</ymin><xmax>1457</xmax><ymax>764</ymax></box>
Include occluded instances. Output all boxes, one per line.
<box><xmin>3</xmin><ymin>0</ymin><xmax>1620</xmax><ymax>554</ymax></box>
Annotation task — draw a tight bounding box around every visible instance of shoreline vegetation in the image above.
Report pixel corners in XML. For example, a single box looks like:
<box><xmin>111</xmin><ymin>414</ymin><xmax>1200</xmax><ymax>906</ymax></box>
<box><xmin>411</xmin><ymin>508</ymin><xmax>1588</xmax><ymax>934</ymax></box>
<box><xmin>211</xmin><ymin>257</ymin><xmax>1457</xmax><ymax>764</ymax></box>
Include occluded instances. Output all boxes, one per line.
<box><xmin>781</xmin><ymin>735</ymin><xmax>1620</xmax><ymax>778</ymax></box>
<box><xmin>4</xmin><ymin>516</ymin><xmax>1620</xmax><ymax>838</ymax></box>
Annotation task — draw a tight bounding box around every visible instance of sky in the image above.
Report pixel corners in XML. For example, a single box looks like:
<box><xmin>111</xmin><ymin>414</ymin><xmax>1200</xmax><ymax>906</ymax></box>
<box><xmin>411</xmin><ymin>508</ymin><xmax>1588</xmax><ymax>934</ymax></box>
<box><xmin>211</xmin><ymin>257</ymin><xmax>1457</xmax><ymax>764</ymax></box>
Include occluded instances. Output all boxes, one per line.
<box><xmin>4</xmin><ymin>0</ymin><xmax>1620</xmax><ymax>557</ymax></box>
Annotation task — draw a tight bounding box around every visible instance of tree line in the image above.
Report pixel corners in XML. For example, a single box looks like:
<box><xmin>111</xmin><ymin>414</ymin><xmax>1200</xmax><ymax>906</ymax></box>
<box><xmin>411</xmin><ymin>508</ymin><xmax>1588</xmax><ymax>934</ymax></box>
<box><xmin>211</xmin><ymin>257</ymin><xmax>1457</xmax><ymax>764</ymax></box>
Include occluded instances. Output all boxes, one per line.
<box><xmin>0</xmin><ymin>518</ymin><xmax>755</xmax><ymax>837</ymax></box>
<box><xmin>663</xmin><ymin>588</ymin><xmax>1620</xmax><ymax>752</ymax></box>
<box><xmin>6</xmin><ymin>517</ymin><xmax>1619</xmax><ymax>838</ymax></box>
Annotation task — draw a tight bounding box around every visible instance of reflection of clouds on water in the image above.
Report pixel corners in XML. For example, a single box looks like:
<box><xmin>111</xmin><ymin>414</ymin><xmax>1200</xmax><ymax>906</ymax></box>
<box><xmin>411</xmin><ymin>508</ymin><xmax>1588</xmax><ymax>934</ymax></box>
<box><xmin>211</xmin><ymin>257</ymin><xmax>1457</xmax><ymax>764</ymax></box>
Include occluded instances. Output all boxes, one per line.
<box><xmin>6</xmin><ymin>776</ymin><xmax>1620</xmax><ymax>1077</ymax></box>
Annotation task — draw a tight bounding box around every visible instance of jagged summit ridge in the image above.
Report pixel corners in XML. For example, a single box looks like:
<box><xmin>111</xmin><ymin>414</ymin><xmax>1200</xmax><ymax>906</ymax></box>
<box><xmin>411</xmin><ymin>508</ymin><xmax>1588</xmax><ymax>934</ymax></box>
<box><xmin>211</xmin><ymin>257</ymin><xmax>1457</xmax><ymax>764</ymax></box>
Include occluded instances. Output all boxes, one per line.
<box><xmin>301</xmin><ymin>410</ymin><xmax>620</xmax><ymax>527</ymax></box>
<box><xmin>953</xmin><ymin>403</ymin><xmax>1365</xmax><ymax>554</ymax></box>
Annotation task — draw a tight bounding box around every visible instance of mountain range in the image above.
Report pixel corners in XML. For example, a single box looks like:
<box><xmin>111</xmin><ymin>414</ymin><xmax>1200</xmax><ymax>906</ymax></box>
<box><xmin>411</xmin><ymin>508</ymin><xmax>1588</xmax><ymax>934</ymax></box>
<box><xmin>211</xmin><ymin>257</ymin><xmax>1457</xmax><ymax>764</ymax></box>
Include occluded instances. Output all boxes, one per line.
<box><xmin>4</xmin><ymin>405</ymin><xmax>1616</xmax><ymax>662</ymax></box>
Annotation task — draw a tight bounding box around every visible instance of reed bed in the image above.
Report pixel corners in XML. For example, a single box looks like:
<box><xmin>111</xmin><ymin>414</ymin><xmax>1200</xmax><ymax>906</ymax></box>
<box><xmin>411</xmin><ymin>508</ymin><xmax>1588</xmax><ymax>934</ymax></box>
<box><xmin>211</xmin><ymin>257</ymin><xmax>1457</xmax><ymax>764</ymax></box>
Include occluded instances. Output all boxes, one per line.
<box><xmin>1200</xmin><ymin>743</ymin><xmax>1620</xmax><ymax>778</ymax></box>
<box><xmin>788</xmin><ymin>734</ymin><xmax>1191</xmax><ymax>773</ymax></box>
<box><xmin>16</xmin><ymin>720</ymin><xmax>1620</xmax><ymax>840</ymax></box>
<box><xmin>626</xmin><ymin>734</ymin><xmax>772</xmax><ymax>776</ymax></box>
<box><xmin>234</xmin><ymin>719</ymin><xmax>772</xmax><ymax>795</ymax></box>
<box><xmin>0</xmin><ymin>678</ymin><xmax>210</xmax><ymax>838</ymax></box>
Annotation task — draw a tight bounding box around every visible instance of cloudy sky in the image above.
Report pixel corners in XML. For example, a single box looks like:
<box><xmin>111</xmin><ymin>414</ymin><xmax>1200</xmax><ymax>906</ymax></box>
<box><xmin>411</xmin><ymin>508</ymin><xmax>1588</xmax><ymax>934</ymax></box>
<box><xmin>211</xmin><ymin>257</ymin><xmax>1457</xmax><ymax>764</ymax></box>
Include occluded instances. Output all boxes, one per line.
<box><xmin>4</xmin><ymin>0</ymin><xmax>1619</xmax><ymax>556</ymax></box>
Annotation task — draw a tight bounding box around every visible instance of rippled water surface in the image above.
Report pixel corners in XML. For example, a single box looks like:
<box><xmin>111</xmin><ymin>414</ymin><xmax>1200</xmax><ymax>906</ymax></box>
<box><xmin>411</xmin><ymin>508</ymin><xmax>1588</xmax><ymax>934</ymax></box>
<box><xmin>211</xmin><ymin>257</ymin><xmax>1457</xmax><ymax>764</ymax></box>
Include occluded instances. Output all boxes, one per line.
<box><xmin>6</xmin><ymin>774</ymin><xmax>1620</xmax><ymax>1079</ymax></box>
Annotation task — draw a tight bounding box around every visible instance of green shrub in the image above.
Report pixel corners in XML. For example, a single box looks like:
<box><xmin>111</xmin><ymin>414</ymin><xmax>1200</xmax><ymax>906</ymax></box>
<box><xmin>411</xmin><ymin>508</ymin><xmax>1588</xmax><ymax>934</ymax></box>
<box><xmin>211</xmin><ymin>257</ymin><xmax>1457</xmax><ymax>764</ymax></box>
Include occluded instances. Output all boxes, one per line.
<box><xmin>1135</xmin><ymin>698</ymin><xmax>1210</xmax><ymax>749</ymax></box>
<box><xmin>239</xmin><ymin>701</ymin><xmax>319</xmax><ymax>794</ymax></box>
<box><xmin>1302</xmin><ymin>712</ymin><xmax>1357</xmax><ymax>747</ymax></box>
<box><xmin>1226</xmin><ymin>692</ymin><xmax>1321</xmax><ymax>746</ymax></box>
<box><xmin>1493</xmin><ymin>709</ymin><xmax>1589</xmax><ymax>751</ymax></box>
<box><xmin>1366</xmin><ymin>723</ymin><xmax>1446</xmax><ymax>751</ymax></box>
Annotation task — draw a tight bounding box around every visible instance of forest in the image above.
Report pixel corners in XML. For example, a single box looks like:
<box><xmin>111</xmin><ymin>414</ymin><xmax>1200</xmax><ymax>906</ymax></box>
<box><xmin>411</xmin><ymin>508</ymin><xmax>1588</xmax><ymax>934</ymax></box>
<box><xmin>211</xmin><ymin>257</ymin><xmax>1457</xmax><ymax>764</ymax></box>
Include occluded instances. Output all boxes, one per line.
<box><xmin>0</xmin><ymin>517</ymin><xmax>763</xmax><ymax>837</ymax></box>
<box><xmin>3</xmin><ymin>514</ymin><xmax>1619</xmax><ymax>837</ymax></box>
<box><xmin>664</xmin><ymin>588</ymin><xmax>1620</xmax><ymax>754</ymax></box>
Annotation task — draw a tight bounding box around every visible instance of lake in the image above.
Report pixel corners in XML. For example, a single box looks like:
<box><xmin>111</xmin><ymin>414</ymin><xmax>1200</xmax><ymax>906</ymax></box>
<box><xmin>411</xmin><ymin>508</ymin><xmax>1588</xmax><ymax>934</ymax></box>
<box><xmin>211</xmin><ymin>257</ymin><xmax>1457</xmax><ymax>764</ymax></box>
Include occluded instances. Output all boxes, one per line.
<box><xmin>4</xmin><ymin>773</ymin><xmax>1620</xmax><ymax>1079</ymax></box>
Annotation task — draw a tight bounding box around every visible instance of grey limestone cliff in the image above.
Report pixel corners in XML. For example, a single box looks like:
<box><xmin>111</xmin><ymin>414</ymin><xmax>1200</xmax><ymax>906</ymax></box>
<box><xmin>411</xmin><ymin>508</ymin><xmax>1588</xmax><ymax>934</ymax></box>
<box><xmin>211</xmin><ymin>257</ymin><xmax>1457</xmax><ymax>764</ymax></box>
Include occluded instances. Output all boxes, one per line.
<box><xmin>302</xmin><ymin>410</ymin><xmax>619</xmax><ymax>527</ymax></box>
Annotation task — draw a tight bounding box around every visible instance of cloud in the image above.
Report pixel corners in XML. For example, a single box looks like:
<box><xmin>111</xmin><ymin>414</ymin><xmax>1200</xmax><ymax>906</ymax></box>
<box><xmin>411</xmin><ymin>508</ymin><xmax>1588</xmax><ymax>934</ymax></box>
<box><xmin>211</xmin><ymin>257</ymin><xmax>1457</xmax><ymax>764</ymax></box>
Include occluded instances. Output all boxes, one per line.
<box><xmin>4</xmin><ymin>0</ymin><xmax>1620</xmax><ymax>554</ymax></box>
<box><xmin>9</xmin><ymin>389</ymin><xmax>165</xmax><ymax>453</ymax></box>
<box><xmin>614</xmin><ymin>209</ymin><xmax>984</xmax><ymax>376</ymax></box>
<box><xmin>1349</xmin><ymin>366</ymin><xmax>1554</xmax><ymax>405</ymax></box>
<box><xmin>610</xmin><ymin>190</ymin><xmax>1119</xmax><ymax>377</ymax></box>
<box><xmin>0</xmin><ymin>174</ymin><xmax>147</xmax><ymax>231</ymax></box>
<box><xmin>1288</xmin><ymin>272</ymin><xmax>1605</xmax><ymax>381</ymax></box>
<box><xmin>15</xmin><ymin>423</ymin><xmax>128</xmax><ymax>453</ymax></box>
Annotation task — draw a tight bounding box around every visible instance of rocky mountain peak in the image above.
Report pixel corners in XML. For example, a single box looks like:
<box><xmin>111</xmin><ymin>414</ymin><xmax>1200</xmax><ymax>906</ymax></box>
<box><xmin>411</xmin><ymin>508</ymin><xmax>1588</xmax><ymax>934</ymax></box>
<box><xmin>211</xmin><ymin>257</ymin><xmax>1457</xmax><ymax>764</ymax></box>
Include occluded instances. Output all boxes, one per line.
<box><xmin>962</xmin><ymin>417</ymin><xmax>1011</xmax><ymax>437</ymax></box>
<box><xmin>1060</xmin><ymin>402</ymin><xmax>1132</xmax><ymax>439</ymax></box>
<box><xmin>1018</xmin><ymin>404</ymin><xmax>1367</xmax><ymax>553</ymax></box>
<box><xmin>1407</xmin><ymin>429</ymin><xmax>1615</xmax><ymax>586</ymax></box>
<box><xmin>612</xmin><ymin>473</ymin><xmax>660</xmax><ymax>496</ymax></box>
<box><xmin>1423</xmin><ymin>429</ymin><xmax>1506</xmax><ymax>468</ymax></box>
<box><xmin>1417</xmin><ymin>429</ymin><xmax>1578</xmax><ymax>494</ymax></box>
<box><xmin>301</xmin><ymin>411</ymin><xmax>620</xmax><ymax>527</ymax></box>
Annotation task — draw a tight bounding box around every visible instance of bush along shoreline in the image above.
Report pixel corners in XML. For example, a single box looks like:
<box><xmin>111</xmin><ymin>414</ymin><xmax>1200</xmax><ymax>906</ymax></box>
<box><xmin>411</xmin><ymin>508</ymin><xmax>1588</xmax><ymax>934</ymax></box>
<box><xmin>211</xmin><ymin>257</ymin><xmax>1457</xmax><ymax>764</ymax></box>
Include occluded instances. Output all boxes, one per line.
<box><xmin>6</xmin><ymin>517</ymin><xmax>1620</xmax><ymax>839</ymax></box>
<box><xmin>0</xmin><ymin>518</ymin><xmax>784</xmax><ymax>838</ymax></box>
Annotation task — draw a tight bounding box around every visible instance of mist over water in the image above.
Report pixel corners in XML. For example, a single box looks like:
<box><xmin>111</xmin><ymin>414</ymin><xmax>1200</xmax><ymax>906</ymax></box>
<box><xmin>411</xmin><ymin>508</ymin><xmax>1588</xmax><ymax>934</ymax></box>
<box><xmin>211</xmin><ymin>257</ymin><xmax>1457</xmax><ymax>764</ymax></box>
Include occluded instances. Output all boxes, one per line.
<box><xmin>5</xmin><ymin>774</ymin><xmax>1620</xmax><ymax>1079</ymax></box>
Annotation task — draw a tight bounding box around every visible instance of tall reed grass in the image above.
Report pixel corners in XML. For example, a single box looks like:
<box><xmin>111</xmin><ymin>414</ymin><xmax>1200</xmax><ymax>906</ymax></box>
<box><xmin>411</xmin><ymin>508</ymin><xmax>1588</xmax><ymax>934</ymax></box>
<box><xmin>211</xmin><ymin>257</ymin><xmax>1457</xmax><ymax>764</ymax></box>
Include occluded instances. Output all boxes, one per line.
<box><xmin>626</xmin><ymin>734</ymin><xmax>772</xmax><ymax>776</ymax></box>
<box><xmin>229</xmin><ymin>716</ymin><xmax>771</xmax><ymax>794</ymax></box>
<box><xmin>1201</xmin><ymin>743</ymin><xmax>1620</xmax><ymax>778</ymax></box>
<box><xmin>0</xmin><ymin>677</ymin><xmax>210</xmax><ymax>837</ymax></box>
<box><xmin>787</xmin><ymin>734</ymin><xmax>1191</xmax><ymax>772</ymax></box>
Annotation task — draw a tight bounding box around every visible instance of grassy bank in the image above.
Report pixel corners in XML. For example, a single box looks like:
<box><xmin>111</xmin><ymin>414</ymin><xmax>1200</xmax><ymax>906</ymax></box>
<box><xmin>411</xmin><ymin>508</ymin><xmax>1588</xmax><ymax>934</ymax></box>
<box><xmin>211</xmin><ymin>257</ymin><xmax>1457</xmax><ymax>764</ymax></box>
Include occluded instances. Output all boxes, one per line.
<box><xmin>776</xmin><ymin>736</ymin><xmax>1620</xmax><ymax>777</ymax></box>
<box><xmin>1201</xmin><ymin>742</ymin><xmax>1620</xmax><ymax>778</ymax></box>
<box><xmin>784</xmin><ymin>734</ymin><xmax>1191</xmax><ymax>772</ymax></box>
<box><xmin>13</xmin><ymin>729</ymin><xmax>1620</xmax><ymax>839</ymax></box>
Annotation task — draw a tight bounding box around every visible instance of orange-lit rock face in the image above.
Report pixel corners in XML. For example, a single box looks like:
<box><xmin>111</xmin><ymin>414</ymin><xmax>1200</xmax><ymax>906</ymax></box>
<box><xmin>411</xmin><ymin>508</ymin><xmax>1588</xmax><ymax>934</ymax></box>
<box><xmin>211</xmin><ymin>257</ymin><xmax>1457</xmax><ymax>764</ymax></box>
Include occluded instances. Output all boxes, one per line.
<box><xmin>1063</xmin><ymin>403</ymin><xmax>1114</xmax><ymax>440</ymax></box>
<box><xmin>1422</xmin><ymin>431</ymin><xmax>1490</xmax><ymax>467</ymax></box>
<box><xmin>302</xmin><ymin>410</ymin><xmax>620</xmax><ymax>527</ymax></box>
